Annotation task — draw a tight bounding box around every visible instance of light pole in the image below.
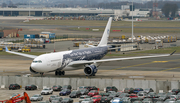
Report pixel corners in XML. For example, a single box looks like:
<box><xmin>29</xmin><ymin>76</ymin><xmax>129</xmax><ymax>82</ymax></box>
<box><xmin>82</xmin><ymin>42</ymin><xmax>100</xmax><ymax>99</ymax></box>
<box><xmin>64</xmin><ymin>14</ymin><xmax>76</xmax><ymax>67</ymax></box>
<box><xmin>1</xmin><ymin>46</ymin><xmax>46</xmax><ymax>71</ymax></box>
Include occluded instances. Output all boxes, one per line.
<box><xmin>132</xmin><ymin>0</ymin><xmax>134</xmax><ymax>43</ymax></box>
<box><xmin>29</xmin><ymin>0</ymin><xmax>30</xmax><ymax>17</ymax></box>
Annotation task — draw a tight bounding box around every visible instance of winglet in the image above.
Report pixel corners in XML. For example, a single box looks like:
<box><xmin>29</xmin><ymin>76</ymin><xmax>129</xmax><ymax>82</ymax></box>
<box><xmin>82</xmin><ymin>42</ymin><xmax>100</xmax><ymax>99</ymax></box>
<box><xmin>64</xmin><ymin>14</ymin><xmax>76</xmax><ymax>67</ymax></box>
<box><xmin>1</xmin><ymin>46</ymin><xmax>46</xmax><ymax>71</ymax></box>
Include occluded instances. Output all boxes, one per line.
<box><xmin>5</xmin><ymin>46</ymin><xmax>9</xmax><ymax>52</ymax></box>
<box><xmin>170</xmin><ymin>50</ymin><xmax>176</xmax><ymax>55</ymax></box>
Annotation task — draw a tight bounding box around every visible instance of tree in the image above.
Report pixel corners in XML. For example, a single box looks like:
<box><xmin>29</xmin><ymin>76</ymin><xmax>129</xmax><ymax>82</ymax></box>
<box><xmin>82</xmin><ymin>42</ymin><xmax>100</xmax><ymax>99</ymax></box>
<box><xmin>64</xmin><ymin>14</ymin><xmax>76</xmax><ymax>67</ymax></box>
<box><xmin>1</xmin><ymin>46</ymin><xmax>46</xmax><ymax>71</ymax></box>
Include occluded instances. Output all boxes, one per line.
<box><xmin>161</xmin><ymin>3</ymin><xmax>178</xmax><ymax>17</ymax></box>
<box><xmin>1</xmin><ymin>3</ymin><xmax>7</xmax><ymax>8</ymax></box>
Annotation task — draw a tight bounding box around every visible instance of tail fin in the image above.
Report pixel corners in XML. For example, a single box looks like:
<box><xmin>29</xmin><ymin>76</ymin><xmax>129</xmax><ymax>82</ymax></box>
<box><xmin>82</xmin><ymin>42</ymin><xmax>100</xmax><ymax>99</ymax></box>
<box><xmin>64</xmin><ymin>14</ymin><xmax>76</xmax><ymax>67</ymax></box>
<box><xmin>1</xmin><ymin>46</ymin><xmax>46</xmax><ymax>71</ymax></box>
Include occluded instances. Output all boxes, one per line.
<box><xmin>98</xmin><ymin>17</ymin><xmax>112</xmax><ymax>46</ymax></box>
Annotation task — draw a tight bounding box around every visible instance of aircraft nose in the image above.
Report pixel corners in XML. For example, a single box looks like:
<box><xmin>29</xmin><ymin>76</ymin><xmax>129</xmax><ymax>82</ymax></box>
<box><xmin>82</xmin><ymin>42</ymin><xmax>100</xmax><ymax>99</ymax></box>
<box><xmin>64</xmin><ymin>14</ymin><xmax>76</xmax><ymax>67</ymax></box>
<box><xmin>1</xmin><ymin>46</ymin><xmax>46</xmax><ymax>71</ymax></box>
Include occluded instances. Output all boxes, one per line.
<box><xmin>31</xmin><ymin>63</ymin><xmax>37</xmax><ymax>70</ymax></box>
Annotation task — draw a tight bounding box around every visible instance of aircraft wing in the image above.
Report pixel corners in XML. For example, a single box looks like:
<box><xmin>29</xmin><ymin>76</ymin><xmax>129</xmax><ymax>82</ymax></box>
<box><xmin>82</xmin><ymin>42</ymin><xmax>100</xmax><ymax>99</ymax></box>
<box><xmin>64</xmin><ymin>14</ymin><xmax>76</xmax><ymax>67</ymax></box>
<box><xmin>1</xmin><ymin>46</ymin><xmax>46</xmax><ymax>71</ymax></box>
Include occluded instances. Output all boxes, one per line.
<box><xmin>68</xmin><ymin>50</ymin><xmax>176</xmax><ymax>66</ymax></box>
<box><xmin>5</xmin><ymin>47</ymin><xmax>37</xmax><ymax>59</ymax></box>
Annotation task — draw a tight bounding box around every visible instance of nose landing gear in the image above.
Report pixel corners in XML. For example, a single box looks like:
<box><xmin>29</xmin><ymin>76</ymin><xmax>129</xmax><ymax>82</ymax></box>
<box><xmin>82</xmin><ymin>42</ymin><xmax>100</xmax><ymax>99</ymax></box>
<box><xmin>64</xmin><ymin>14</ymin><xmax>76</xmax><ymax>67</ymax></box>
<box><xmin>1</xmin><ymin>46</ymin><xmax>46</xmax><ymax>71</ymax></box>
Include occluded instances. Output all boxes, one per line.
<box><xmin>55</xmin><ymin>71</ymin><xmax>65</xmax><ymax>76</ymax></box>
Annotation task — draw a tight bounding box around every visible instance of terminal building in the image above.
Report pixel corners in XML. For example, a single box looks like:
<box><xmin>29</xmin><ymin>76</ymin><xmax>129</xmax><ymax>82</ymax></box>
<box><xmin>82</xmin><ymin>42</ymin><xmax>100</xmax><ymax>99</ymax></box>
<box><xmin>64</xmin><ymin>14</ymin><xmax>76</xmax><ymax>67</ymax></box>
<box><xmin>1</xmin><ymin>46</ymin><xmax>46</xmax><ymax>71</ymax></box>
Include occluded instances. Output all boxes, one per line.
<box><xmin>0</xmin><ymin>7</ymin><xmax>150</xmax><ymax>18</ymax></box>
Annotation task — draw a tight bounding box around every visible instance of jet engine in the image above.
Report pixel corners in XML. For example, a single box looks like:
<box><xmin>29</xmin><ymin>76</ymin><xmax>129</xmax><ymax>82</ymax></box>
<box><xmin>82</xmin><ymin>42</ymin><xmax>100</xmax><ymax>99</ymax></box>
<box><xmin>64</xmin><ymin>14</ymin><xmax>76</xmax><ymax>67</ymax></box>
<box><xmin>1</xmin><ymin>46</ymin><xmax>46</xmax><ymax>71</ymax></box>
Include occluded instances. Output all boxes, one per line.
<box><xmin>29</xmin><ymin>67</ymin><xmax>38</xmax><ymax>74</ymax></box>
<box><xmin>84</xmin><ymin>65</ymin><xmax>98</xmax><ymax>76</ymax></box>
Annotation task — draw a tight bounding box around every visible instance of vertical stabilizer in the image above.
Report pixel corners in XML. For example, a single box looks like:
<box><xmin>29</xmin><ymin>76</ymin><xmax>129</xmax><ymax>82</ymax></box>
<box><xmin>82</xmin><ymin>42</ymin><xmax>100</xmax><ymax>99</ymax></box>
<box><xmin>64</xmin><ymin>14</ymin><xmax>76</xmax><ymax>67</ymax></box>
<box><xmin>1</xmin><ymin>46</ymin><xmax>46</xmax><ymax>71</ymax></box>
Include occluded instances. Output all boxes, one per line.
<box><xmin>98</xmin><ymin>17</ymin><xmax>112</xmax><ymax>46</ymax></box>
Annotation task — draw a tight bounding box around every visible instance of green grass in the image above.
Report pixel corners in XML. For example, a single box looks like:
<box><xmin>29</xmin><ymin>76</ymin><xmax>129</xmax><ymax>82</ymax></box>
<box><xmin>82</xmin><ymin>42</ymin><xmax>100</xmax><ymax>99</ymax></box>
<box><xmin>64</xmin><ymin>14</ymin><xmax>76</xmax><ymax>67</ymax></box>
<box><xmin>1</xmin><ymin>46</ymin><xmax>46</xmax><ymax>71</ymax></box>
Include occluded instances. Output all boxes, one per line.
<box><xmin>105</xmin><ymin>46</ymin><xmax>180</xmax><ymax>57</ymax></box>
<box><xmin>25</xmin><ymin>20</ymin><xmax>180</xmax><ymax>27</ymax></box>
<box><xmin>70</xmin><ymin>27</ymin><xmax>180</xmax><ymax>34</ymax></box>
<box><xmin>135</xmin><ymin>46</ymin><xmax>180</xmax><ymax>54</ymax></box>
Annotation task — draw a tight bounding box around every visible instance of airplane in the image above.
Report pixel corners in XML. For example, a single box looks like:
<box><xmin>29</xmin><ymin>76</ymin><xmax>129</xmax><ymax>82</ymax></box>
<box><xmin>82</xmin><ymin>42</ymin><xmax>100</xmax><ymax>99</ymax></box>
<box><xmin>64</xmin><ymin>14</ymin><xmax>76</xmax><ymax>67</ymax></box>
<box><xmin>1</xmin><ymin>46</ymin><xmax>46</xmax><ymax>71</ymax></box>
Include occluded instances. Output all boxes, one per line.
<box><xmin>5</xmin><ymin>17</ymin><xmax>176</xmax><ymax>76</ymax></box>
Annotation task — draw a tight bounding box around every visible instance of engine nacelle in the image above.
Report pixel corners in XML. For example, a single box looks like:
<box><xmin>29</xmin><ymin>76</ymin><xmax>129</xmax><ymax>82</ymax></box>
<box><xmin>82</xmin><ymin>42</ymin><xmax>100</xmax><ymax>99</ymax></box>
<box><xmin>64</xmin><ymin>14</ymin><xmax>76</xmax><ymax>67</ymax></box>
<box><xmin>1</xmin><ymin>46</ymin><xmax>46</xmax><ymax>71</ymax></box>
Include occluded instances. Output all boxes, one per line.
<box><xmin>30</xmin><ymin>67</ymin><xmax>39</xmax><ymax>74</ymax></box>
<box><xmin>84</xmin><ymin>65</ymin><xmax>98</xmax><ymax>76</ymax></box>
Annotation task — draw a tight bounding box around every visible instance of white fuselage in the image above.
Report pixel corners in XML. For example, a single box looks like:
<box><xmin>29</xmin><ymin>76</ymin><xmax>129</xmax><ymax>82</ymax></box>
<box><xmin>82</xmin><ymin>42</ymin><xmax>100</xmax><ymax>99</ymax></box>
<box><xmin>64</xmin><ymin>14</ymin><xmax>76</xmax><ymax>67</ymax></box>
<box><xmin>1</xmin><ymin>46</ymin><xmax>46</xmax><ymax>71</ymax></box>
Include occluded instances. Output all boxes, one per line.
<box><xmin>30</xmin><ymin>46</ymin><xmax>108</xmax><ymax>73</ymax></box>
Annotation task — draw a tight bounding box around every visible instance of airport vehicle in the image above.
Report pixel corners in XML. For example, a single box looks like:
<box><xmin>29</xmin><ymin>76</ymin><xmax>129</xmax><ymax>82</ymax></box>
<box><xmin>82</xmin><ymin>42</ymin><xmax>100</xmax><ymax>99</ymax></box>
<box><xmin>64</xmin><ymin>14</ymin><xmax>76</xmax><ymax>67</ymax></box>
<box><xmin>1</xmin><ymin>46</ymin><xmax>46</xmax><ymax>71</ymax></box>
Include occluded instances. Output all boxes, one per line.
<box><xmin>106</xmin><ymin>86</ymin><xmax>118</xmax><ymax>92</ymax></box>
<box><xmin>62</xmin><ymin>85</ymin><xmax>72</xmax><ymax>90</ymax></box>
<box><xmin>52</xmin><ymin>85</ymin><xmax>62</xmax><ymax>91</ymax></box>
<box><xmin>59</xmin><ymin>89</ymin><xmax>71</xmax><ymax>96</ymax></box>
<box><xmin>61</xmin><ymin>98</ymin><xmax>73</xmax><ymax>103</ymax></box>
<box><xmin>144</xmin><ymin>88</ymin><xmax>154</xmax><ymax>93</ymax></box>
<box><xmin>79</xmin><ymin>95</ymin><xmax>91</xmax><ymax>103</ymax></box>
<box><xmin>124</xmin><ymin>88</ymin><xmax>134</xmax><ymax>94</ymax></box>
<box><xmin>51</xmin><ymin>97</ymin><xmax>63</xmax><ymax>103</ymax></box>
<box><xmin>134</xmin><ymin>88</ymin><xmax>143</xmax><ymax>94</ymax></box>
<box><xmin>92</xmin><ymin>95</ymin><xmax>102</xmax><ymax>103</ymax></box>
<box><xmin>30</xmin><ymin>94</ymin><xmax>43</xmax><ymax>101</ymax></box>
<box><xmin>18</xmin><ymin>46</ymin><xmax>31</xmax><ymax>52</ymax></box>
<box><xmin>25</xmin><ymin>84</ymin><xmax>37</xmax><ymax>90</ymax></box>
<box><xmin>9</xmin><ymin>84</ymin><xmax>20</xmax><ymax>90</ymax></box>
<box><xmin>88</xmin><ymin>90</ymin><xmax>99</xmax><ymax>97</ymax></box>
<box><xmin>81</xmin><ymin>98</ymin><xmax>94</xmax><ymax>103</ymax></box>
<box><xmin>49</xmin><ymin>95</ymin><xmax>59</xmax><ymax>102</ymax></box>
<box><xmin>69</xmin><ymin>90</ymin><xmax>81</xmax><ymax>98</ymax></box>
<box><xmin>41</xmin><ymin>88</ymin><xmax>53</xmax><ymax>95</ymax></box>
<box><xmin>100</xmin><ymin>96</ymin><xmax>111</xmax><ymax>103</ymax></box>
<box><xmin>80</xmin><ymin>89</ymin><xmax>89</xmax><ymax>95</ymax></box>
<box><xmin>5</xmin><ymin>17</ymin><xmax>176</xmax><ymax>77</ymax></box>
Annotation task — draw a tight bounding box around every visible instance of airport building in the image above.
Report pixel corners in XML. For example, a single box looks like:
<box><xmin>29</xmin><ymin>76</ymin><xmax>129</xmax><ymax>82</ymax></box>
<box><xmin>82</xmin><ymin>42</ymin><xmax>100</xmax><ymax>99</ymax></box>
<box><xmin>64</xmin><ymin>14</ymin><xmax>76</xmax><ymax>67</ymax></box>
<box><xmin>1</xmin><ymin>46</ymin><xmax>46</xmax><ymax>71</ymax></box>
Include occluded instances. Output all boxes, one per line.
<box><xmin>0</xmin><ymin>8</ymin><xmax>149</xmax><ymax>18</ymax></box>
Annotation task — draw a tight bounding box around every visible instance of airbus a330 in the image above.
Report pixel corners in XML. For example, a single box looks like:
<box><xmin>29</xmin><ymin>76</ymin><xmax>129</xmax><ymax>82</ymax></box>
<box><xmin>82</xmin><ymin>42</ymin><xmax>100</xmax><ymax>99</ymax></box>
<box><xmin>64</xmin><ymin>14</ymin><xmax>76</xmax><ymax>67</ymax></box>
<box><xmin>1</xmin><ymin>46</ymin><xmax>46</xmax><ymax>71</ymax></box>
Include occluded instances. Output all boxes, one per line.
<box><xmin>5</xmin><ymin>17</ymin><xmax>175</xmax><ymax>76</ymax></box>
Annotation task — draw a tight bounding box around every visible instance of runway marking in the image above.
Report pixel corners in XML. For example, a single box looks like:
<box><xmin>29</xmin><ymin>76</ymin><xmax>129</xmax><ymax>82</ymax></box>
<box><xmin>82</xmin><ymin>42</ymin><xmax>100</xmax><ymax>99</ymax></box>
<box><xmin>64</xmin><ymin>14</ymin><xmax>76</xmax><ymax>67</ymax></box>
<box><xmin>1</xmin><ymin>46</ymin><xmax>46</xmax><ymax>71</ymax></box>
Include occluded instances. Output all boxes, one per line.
<box><xmin>160</xmin><ymin>66</ymin><xmax>180</xmax><ymax>72</ymax></box>
<box><xmin>152</xmin><ymin>61</ymin><xmax>168</xmax><ymax>63</ymax></box>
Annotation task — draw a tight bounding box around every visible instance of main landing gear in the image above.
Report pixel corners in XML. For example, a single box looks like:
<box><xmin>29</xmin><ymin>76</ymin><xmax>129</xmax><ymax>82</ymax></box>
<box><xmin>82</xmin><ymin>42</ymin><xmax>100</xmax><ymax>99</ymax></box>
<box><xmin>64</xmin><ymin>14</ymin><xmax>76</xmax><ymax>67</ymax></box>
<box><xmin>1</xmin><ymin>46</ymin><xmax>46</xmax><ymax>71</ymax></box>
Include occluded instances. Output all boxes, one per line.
<box><xmin>40</xmin><ymin>73</ymin><xmax>44</xmax><ymax>77</ymax></box>
<box><xmin>55</xmin><ymin>71</ymin><xmax>65</xmax><ymax>76</ymax></box>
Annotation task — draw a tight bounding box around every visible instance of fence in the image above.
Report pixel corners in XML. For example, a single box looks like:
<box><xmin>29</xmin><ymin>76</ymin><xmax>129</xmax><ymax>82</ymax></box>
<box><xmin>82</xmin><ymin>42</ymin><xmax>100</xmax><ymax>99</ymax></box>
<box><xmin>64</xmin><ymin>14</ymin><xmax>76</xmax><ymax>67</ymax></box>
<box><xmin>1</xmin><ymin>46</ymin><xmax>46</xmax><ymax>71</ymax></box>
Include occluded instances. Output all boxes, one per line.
<box><xmin>0</xmin><ymin>76</ymin><xmax>179</xmax><ymax>93</ymax></box>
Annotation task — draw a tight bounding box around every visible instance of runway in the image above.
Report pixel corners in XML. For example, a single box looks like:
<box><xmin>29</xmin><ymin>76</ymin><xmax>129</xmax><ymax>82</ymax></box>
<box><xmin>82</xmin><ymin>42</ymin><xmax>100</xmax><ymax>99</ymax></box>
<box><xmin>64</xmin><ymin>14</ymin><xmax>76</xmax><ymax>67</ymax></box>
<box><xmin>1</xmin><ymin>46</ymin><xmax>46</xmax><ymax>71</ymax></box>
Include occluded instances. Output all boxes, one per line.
<box><xmin>1</xmin><ymin>54</ymin><xmax>180</xmax><ymax>80</ymax></box>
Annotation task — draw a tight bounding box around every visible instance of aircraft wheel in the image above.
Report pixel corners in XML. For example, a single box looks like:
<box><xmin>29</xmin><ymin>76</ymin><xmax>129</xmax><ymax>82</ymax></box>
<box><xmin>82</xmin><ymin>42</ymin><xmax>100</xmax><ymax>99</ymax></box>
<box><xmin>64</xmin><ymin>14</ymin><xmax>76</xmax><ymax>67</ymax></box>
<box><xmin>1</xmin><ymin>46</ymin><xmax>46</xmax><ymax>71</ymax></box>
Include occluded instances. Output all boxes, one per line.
<box><xmin>62</xmin><ymin>71</ymin><xmax>65</xmax><ymax>75</ymax></box>
<box><xmin>58</xmin><ymin>71</ymin><xmax>61</xmax><ymax>75</ymax></box>
<box><xmin>55</xmin><ymin>71</ymin><xmax>58</xmax><ymax>75</ymax></box>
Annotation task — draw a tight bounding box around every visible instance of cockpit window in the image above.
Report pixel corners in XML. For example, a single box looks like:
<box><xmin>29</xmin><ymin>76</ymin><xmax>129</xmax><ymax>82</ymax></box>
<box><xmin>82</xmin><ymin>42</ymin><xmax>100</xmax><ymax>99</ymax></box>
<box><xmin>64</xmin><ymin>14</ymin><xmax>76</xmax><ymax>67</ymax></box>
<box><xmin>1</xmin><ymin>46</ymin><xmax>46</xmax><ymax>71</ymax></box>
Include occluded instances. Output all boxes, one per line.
<box><xmin>33</xmin><ymin>60</ymin><xmax>42</xmax><ymax>63</ymax></box>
